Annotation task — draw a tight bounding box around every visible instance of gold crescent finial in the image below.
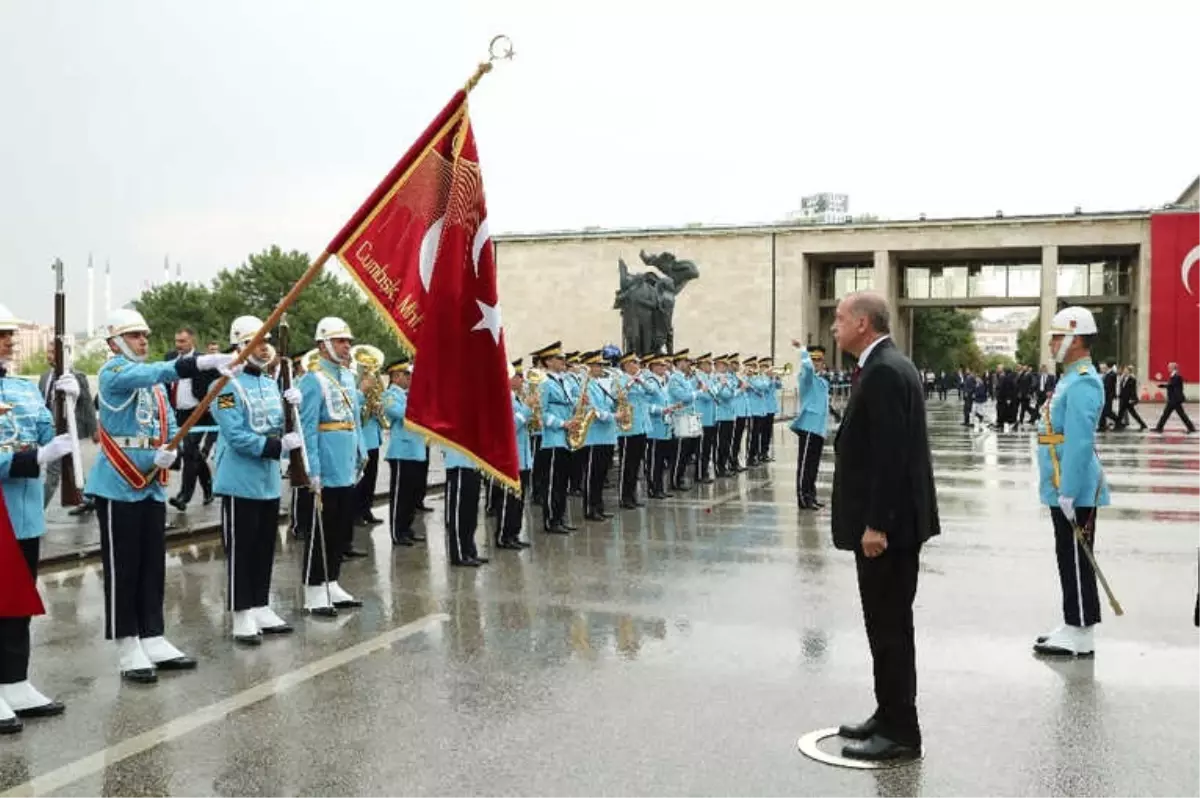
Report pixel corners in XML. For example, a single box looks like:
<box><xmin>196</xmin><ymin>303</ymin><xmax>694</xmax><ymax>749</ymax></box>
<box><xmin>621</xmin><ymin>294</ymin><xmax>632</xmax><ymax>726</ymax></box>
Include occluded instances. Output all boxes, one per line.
<box><xmin>464</xmin><ymin>35</ymin><xmax>515</xmax><ymax>94</ymax></box>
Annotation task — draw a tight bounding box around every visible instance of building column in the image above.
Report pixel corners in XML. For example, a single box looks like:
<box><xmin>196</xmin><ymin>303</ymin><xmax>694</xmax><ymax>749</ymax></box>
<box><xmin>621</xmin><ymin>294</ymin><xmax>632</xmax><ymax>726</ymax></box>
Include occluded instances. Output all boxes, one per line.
<box><xmin>873</xmin><ymin>250</ymin><xmax>906</xmax><ymax>352</ymax></box>
<box><xmin>1038</xmin><ymin>245</ymin><xmax>1058</xmax><ymax>369</ymax></box>
<box><xmin>1134</xmin><ymin>240</ymin><xmax>1151</xmax><ymax>382</ymax></box>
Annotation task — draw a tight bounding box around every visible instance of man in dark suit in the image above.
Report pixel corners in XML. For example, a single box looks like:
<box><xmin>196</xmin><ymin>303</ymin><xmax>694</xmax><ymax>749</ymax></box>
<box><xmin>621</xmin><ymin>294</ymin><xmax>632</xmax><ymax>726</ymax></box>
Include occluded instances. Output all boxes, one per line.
<box><xmin>1154</xmin><ymin>362</ymin><xmax>1196</xmax><ymax>433</ymax></box>
<box><xmin>960</xmin><ymin>370</ymin><xmax>976</xmax><ymax>426</ymax></box>
<box><xmin>829</xmin><ymin>291</ymin><xmax>940</xmax><ymax>762</ymax></box>
<box><xmin>995</xmin><ymin>365</ymin><xmax>1018</xmax><ymax>431</ymax></box>
<box><xmin>165</xmin><ymin>327</ymin><xmax>218</xmax><ymax>510</ymax></box>
<box><xmin>1116</xmin><ymin>366</ymin><xmax>1148</xmax><ymax>431</ymax></box>
<box><xmin>1034</xmin><ymin>364</ymin><xmax>1056</xmax><ymax>419</ymax></box>
<box><xmin>1097</xmin><ymin>362</ymin><xmax>1120</xmax><ymax>431</ymax></box>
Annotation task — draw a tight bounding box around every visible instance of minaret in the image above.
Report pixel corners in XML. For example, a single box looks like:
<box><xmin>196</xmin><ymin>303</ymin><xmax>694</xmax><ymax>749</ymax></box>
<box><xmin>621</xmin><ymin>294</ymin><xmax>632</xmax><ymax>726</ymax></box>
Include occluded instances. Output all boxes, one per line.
<box><xmin>163</xmin><ymin>255</ymin><xmax>170</xmax><ymax>285</ymax></box>
<box><xmin>86</xmin><ymin>253</ymin><xmax>95</xmax><ymax>334</ymax></box>
<box><xmin>176</xmin><ymin>262</ymin><xmax>182</xmax><ymax>280</ymax></box>
<box><xmin>104</xmin><ymin>260</ymin><xmax>112</xmax><ymax>316</ymax></box>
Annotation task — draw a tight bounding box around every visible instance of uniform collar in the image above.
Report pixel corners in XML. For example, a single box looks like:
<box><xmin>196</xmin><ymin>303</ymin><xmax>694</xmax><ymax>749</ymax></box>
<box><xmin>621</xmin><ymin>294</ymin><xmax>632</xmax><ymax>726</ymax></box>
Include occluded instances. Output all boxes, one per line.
<box><xmin>1064</xmin><ymin>355</ymin><xmax>1092</xmax><ymax>371</ymax></box>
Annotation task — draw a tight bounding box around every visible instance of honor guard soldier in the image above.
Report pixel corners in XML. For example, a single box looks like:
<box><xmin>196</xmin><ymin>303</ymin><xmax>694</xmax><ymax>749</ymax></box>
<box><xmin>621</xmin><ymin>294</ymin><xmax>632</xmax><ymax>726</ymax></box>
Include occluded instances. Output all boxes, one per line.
<box><xmin>615</xmin><ymin>353</ymin><xmax>651</xmax><ymax>509</ymax></box>
<box><xmin>442</xmin><ymin>447</ymin><xmax>488</xmax><ymax>567</ymax></box>
<box><xmin>692</xmin><ymin>353</ymin><xmax>717</xmax><ymax>484</ymax></box>
<box><xmin>492</xmin><ymin>361</ymin><xmax>532</xmax><ymax>549</ymax></box>
<box><xmin>667</xmin><ymin>351</ymin><xmax>699</xmax><ymax>491</ymax></box>
<box><xmin>0</xmin><ymin>303</ymin><xmax>74</xmax><ymax>730</ymax></box>
<box><xmin>580</xmin><ymin>350</ymin><xmax>618</xmax><ymax>521</ymax></box>
<box><xmin>89</xmin><ymin>308</ymin><xmax>236</xmax><ymax>682</ymax></box>
<box><xmin>212</xmin><ymin>317</ymin><xmax>303</xmax><ymax>645</ymax></box>
<box><xmin>532</xmin><ymin>341</ymin><xmax>578</xmax><ymax>534</ymax></box>
<box><xmin>298</xmin><ymin>317</ymin><xmax>366</xmax><ymax>615</ymax></box>
<box><xmin>644</xmin><ymin>354</ymin><xmax>676</xmax><ymax>499</ymax></box>
<box><xmin>381</xmin><ymin>358</ymin><xmax>428</xmax><ymax>547</ymax></box>
<box><xmin>1034</xmin><ymin>306</ymin><xmax>1110</xmax><ymax>657</ymax></box>
<box><xmin>713</xmin><ymin>355</ymin><xmax>737</xmax><ymax>477</ymax></box>
<box><xmin>790</xmin><ymin>343</ymin><xmax>831</xmax><ymax>510</ymax></box>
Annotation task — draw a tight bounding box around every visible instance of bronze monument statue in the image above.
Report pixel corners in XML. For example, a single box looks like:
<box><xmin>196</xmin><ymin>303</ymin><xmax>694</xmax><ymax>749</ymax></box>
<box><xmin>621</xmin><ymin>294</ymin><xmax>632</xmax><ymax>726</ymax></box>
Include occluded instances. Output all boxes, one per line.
<box><xmin>613</xmin><ymin>250</ymin><xmax>700</xmax><ymax>354</ymax></box>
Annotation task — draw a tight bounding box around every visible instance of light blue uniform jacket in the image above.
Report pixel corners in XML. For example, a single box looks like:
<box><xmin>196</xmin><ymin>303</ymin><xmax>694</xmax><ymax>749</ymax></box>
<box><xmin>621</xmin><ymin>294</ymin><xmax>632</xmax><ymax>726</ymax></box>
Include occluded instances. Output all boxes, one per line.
<box><xmin>538</xmin><ymin>374</ymin><xmax>575</xmax><ymax>450</ymax></box>
<box><xmin>299</xmin><ymin>359</ymin><xmax>364</xmax><ymax>489</ymax></box>
<box><xmin>791</xmin><ymin>349</ymin><xmax>830</xmax><ymax>436</ymax></box>
<box><xmin>382</xmin><ymin>385</ymin><xmax>427</xmax><ymax>461</ymax></box>
<box><xmin>0</xmin><ymin>375</ymin><xmax>54</xmax><ymax>538</ymax></box>
<box><xmin>211</xmin><ymin>368</ymin><xmax>286</xmax><ymax>501</ymax></box>
<box><xmin>1038</xmin><ymin>358</ymin><xmax>1111</xmax><ymax>508</ymax></box>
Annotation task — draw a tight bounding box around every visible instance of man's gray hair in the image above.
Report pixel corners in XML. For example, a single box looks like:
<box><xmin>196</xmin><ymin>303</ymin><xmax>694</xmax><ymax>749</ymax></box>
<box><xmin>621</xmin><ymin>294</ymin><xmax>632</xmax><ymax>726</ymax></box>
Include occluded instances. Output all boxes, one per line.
<box><xmin>845</xmin><ymin>291</ymin><xmax>891</xmax><ymax>334</ymax></box>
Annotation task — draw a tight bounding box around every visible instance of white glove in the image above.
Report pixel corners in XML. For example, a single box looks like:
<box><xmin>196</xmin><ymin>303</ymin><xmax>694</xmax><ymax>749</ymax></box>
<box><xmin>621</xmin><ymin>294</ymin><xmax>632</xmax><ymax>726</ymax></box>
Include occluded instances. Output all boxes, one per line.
<box><xmin>308</xmin><ymin>476</ymin><xmax>322</xmax><ymax>494</ymax></box>
<box><xmin>283</xmin><ymin>387</ymin><xmax>302</xmax><ymax>407</ymax></box>
<box><xmin>217</xmin><ymin>363</ymin><xmax>244</xmax><ymax>379</ymax></box>
<box><xmin>1057</xmin><ymin>495</ymin><xmax>1075</xmax><ymax>519</ymax></box>
<box><xmin>196</xmin><ymin>353</ymin><xmax>237</xmax><ymax>372</ymax></box>
<box><xmin>154</xmin><ymin>446</ymin><xmax>178</xmax><ymax>469</ymax></box>
<box><xmin>36</xmin><ymin>434</ymin><xmax>74</xmax><ymax>466</ymax></box>
<box><xmin>54</xmin><ymin>374</ymin><xmax>80</xmax><ymax>399</ymax></box>
<box><xmin>280</xmin><ymin>432</ymin><xmax>303</xmax><ymax>453</ymax></box>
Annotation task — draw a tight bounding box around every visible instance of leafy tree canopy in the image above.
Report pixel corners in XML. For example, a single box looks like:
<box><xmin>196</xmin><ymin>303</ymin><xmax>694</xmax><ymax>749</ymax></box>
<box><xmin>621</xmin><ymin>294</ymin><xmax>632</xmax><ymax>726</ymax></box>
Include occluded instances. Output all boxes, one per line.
<box><xmin>911</xmin><ymin>307</ymin><xmax>984</xmax><ymax>374</ymax></box>
<box><xmin>133</xmin><ymin>247</ymin><xmax>408</xmax><ymax>362</ymax></box>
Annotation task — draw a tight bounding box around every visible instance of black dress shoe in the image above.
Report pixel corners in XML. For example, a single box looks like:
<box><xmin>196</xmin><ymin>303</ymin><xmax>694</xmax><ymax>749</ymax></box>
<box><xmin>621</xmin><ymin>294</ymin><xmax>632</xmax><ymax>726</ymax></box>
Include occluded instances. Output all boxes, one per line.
<box><xmin>417</xmin><ymin>505</ymin><xmax>434</xmax><ymax>513</ymax></box>
<box><xmin>393</xmin><ymin>537</ymin><xmax>415</xmax><ymax>547</ymax></box>
<box><xmin>496</xmin><ymin>541</ymin><xmax>522</xmax><ymax>550</ymax></box>
<box><xmin>561</xmin><ymin>523</ymin><xmax>578</xmax><ymax>531</ymax></box>
<box><xmin>234</xmin><ymin>634</ymin><xmax>262</xmax><ymax>647</ymax></box>
<box><xmin>202</xmin><ymin>491</ymin><xmax>215</xmax><ymax>506</ymax></box>
<box><xmin>837</xmin><ymin>715</ymin><xmax>879</xmax><ymax>740</ymax></box>
<box><xmin>168</xmin><ymin>496</ymin><xmax>188</xmax><ymax>512</ymax></box>
<box><xmin>473</xmin><ymin>556</ymin><xmax>490</xmax><ymax>565</ymax></box>
<box><xmin>14</xmin><ymin>700</ymin><xmax>65</xmax><ymax>719</ymax></box>
<box><xmin>545</xmin><ymin>525</ymin><xmax>571</xmax><ymax>535</ymax></box>
<box><xmin>306</xmin><ymin>606</ymin><xmax>338</xmax><ymax>618</ymax></box>
<box><xmin>619</xmin><ymin>501</ymin><xmax>638</xmax><ymax>510</ymax></box>
<box><xmin>514</xmin><ymin>540</ymin><xmax>531</xmax><ymax>548</ymax></box>
<box><xmin>0</xmin><ymin>716</ymin><xmax>23</xmax><ymax>734</ymax></box>
<box><xmin>410</xmin><ymin>532</ymin><xmax>427</xmax><ymax>542</ymax></box>
<box><xmin>635</xmin><ymin>499</ymin><xmax>646</xmax><ymax>507</ymax></box>
<box><xmin>451</xmin><ymin>559</ymin><xmax>480</xmax><ymax>567</ymax></box>
<box><xmin>333</xmin><ymin>598</ymin><xmax>364</xmax><ymax>609</ymax></box>
<box><xmin>122</xmin><ymin>668</ymin><xmax>158</xmax><ymax>684</ymax></box>
<box><xmin>152</xmin><ymin>656</ymin><xmax>197</xmax><ymax>671</ymax></box>
<box><xmin>344</xmin><ymin>549</ymin><xmax>369</xmax><ymax>559</ymax></box>
<box><xmin>259</xmin><ymin>622</ymin><xmax>294</xmax><ymax>635</ymax></box>
<box><xmin>841</xmin><ymin>733</ymin><xmax>919</xmax><ymax>762</ymax></box>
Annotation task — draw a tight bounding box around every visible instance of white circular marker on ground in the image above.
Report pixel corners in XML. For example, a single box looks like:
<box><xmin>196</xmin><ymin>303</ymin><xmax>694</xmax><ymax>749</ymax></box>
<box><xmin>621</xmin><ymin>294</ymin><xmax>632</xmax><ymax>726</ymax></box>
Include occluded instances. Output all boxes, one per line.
<box><xmin>796</xmin><ymin>728</ymin><xmax>924</xmax><ymax>770</ymax></box>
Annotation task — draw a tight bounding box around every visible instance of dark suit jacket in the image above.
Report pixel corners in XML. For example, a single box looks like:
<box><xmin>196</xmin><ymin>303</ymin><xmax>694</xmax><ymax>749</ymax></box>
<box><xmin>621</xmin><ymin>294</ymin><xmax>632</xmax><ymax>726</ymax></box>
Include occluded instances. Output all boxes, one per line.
<box><xmin>1035</xmin><ymin>372</ymin><xmax>1056</xmax><ymax>396</ymax></box>
<box><xmin>1160</xmin><ymin>373</ymin><xmax>1186</xmax><ymax>405</ymax></box>
<box><xmin>164</xmin><ymin>350</ymin><xmax>216</xmax><ymax>426</ymax></box>
<box><xmin>996</xmin><ymin>372</ymin><xmax>1017</xmax><ymax>402</ymax></box>
<box><xmin>37</xmin><ymin>368</ymin><xmax>98</xmax><ymax>438</ymax></box>
<box><xmin>1118</xmin><ymin>375</ymin><xmax>1138</xmax><ymax>404</ymax></box>
<box><xmin>832</xmin><ymin>339</ymin><xmax>940</xmax><ymax>551</ymax></box>
<box><xmin>1103</xmin><ymin>370</ymin><xmax>1117</xmax><ymax>400</ymax></box>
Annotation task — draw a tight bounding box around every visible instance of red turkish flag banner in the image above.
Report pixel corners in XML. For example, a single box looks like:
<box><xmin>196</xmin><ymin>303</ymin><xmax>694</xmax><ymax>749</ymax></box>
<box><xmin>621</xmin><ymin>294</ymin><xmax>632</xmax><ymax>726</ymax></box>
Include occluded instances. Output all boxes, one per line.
<box><xmin>330</xmin><ymin>92</ymin><xmax>519</xmax><ymax>491</ymax></box>
<box><xmin>0</xmin><ymin>490</ymin><xmax>45</xmax><ymax>618</ymax></box>
<box><xmin>1148</xmin><ymin>212</ymin><xmax>1200</xmax><ymax>379</ymax></box>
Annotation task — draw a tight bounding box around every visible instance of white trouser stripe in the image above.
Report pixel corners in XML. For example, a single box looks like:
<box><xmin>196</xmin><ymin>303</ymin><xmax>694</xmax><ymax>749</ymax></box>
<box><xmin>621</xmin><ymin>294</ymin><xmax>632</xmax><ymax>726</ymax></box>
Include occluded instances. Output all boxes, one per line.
<box><xmin>105</xmin><ymin>501</ymin><xmax>116</xmax><ymax>639</ymax></box>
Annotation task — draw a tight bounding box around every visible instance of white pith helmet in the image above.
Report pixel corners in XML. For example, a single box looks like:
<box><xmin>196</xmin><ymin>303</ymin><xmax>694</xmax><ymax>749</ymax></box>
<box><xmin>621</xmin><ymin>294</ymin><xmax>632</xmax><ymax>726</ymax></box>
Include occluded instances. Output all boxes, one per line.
<box><xmin>1047</xmin><ymin>306</ymin><xmax>1098</xmax><ymax>363</ymax></box>
<box><xmin>230</xmin><ymin>315</ymin><xmax>269</xmax><ymax>347</ymax></box>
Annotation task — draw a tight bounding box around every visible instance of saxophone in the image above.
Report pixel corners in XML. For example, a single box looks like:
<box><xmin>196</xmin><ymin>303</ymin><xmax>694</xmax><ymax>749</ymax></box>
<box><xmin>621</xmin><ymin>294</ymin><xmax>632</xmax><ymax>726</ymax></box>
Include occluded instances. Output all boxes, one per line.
<box><xmin>566</xmin><ymin>373</ymin><xmax>597</xmax><ymax>451</ymax></box>
<box><xmin>524</xmin><ymin>368</ymin><xmax>545</xmax><ymax>433</ymax></box>
<box><xmin>614</xmin><ymin>372</ymin><xmax>634</xmax><ymax>432</ymax></box>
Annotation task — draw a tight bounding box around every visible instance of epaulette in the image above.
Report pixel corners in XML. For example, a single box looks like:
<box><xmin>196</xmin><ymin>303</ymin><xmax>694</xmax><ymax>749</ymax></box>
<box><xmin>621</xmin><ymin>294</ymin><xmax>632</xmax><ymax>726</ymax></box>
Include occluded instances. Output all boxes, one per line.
<box><xmin>1077</xmin><ymin>364</ymin><xmax>1089</xmax><ymax>375</ymax></box>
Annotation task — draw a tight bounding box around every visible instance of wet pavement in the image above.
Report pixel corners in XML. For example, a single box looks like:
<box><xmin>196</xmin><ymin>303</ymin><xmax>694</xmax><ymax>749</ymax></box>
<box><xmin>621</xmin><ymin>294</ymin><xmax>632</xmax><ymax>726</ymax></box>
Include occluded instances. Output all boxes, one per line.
<box><xmin>3</xmin><ymin>402</ymin><xmax>1198</xmax><ymax>796</ymax></box>
<box><xmin>39</xmin><ymin>440</ymin><xmax>446</xmax><ymax>564</ymax></box>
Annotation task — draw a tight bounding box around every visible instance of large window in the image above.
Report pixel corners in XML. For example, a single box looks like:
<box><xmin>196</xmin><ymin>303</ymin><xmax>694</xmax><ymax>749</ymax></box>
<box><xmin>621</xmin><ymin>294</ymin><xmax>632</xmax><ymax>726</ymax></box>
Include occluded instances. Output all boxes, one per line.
<box><xmin>904</xmin><ymin>261</ymin><xmax>1029</xmax><ymax>299</ymax></box>
<box><xmin>820</xmin><ymin>265</ymin><xmax>874</xmax><ymax>299</ymax></box>
<box><xmin>1058</xmin><ymin>256</ymin><xmax>1132</xmax><ymax>297</ymax></box>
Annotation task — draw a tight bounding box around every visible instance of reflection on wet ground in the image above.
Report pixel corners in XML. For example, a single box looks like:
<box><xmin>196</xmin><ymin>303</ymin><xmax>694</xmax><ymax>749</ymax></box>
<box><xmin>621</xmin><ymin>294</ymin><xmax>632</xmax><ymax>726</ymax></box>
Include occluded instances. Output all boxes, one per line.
<box><xmin>3</xmin><ymin>403</ymin><xmax>1198</xmax><ymax>796</ymax></box>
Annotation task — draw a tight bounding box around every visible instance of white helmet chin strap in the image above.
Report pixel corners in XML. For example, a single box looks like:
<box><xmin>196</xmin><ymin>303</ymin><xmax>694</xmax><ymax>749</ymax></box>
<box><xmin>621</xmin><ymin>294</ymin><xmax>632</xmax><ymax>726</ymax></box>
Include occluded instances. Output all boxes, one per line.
<box><xmin>1052</xmin><ymin>333</ymin><xmax>1075</xmax><ymax>364</ymax></box>
<box><xmin>238</xmin><ymin>342</ymin><xmax>268</xmax><ymax>369</ymax></box>
<box><xmin>113</xmin><ymin>336</ymin><xmax>146</xmax><ymax>363</ymax></box>
<box><xmin>320</xmin><ymin>339</ymin><xmax>349</xmax><ymax>365</ymax></box>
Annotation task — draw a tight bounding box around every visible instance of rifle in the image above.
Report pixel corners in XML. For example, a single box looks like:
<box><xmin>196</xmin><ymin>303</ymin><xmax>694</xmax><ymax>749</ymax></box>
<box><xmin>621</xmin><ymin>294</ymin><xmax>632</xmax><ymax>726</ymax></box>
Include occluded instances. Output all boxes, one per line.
<box><xmin>51</xmin><ymin>258</ymin><xmax>84</xmax><ymax>506</ymax></box>
<box><xmin>277</xmin><ymin>314</ymin><xmax>309</xmax><ymax>486</ymax></box>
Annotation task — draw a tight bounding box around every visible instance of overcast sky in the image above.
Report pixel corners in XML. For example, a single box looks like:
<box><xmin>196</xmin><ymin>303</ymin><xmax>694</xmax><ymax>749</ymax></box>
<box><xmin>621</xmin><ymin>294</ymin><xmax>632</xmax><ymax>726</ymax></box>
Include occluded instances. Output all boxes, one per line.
<box><xmin>2</xmin><ymin>0</ymin><xmax>1197</xmax><ymax>330</ymax></box>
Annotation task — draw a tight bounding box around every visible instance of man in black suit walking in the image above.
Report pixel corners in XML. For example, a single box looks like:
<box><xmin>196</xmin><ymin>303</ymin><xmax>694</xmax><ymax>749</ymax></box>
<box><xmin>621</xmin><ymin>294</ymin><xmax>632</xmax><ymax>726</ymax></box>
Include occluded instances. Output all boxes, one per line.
<box><xmin>1154</xmin><ymin>362</ymin><xmax>1196</xmax><ymax>433</ymax></box>
<box><xmin>829</xmin><ymin>291</ymin><xmax>940</xmax><ymax>762</ymax></box>
<box><xmin>165</xmin><ymin>327</ymin><xmax>217</xmax><ymax>510</ymax></box>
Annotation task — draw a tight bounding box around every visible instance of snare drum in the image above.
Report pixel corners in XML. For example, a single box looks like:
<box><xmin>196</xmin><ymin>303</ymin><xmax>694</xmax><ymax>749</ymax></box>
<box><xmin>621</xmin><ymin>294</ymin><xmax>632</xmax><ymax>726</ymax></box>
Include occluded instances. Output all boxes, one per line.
<box><xmin>672</xmin><ymin>412</ymin><xmax>702</xmax><ymax>439</ymax></box>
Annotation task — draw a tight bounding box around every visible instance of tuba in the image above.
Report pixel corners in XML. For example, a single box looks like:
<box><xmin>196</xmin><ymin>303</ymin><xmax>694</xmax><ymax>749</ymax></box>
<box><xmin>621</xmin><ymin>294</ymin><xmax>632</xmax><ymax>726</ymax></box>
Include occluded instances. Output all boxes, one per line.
<box><xmin>350</xmin><ymin>344</ymin><xmax>389</xmax><ymax>429</ymax></box>
<box><xmin>523</xmin><ymin>367</ymin><xmax>545</xmax><ymax>433</ymax></box>
<box><xmin>566</xmin><ymin>373</ymin><xmax>597</xmax><ymax>451</ymax></box>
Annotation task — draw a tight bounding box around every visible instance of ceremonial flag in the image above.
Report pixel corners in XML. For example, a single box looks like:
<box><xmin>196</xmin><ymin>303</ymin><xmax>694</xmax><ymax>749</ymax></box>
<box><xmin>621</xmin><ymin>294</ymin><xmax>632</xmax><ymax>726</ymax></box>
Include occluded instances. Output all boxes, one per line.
<box><xmin>0</xmin><ymin>490</ymin><xmax>45</xmax><ymax>618</ymax></box>
<box><xmin>332</xmin><ymin>90</ymin><xmax>519</xmax><ymax>491</ymax></box>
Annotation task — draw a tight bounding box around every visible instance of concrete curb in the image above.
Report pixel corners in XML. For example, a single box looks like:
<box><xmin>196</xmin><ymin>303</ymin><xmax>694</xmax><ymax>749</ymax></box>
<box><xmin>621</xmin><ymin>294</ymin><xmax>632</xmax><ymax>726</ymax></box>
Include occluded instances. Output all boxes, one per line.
<box><xmin>40</xmin><ymin>414</ymin><xmax>799</xmax><ymax>569</ymax></box>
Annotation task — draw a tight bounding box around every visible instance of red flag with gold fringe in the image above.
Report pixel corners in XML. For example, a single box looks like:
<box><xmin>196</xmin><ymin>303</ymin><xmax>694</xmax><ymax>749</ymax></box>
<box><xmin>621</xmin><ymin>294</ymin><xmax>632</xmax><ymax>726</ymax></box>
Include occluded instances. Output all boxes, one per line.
<box><xmin>0</xmin><ymin>491</ymin><xmax>45</xmax><ymax>618</ymax></box>
<box><xmin>331</xmin><ymin>91</ymin><xmax>519</xmax><ymax>491</ymax></box>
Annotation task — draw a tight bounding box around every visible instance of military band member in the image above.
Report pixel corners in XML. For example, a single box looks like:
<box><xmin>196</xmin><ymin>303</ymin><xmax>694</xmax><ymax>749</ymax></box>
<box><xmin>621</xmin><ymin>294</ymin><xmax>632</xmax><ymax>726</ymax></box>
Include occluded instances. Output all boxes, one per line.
<box><xmin>758</xmin><ymin>356</ymin><xmax>782</xmax><ymax>462</ymax></box>
<box><xmin>616</xmin><ymin>353</ymin><xmax>651</xmax><ymax>508</ymax></box>
<box><xmin>746</xmin><ymin>359</ymin><xmax>770</xmax><ymax>466</ymax></box>
<box><xmin>790</xmin><ymin>343</ymin><xmax>830</xmax><ymax>510</ymax></box>
<box><xmin>1034</xmin><ymin>306</ymin><xmax>1110</xmax><ymax>657</ymax></box>
<box><xmin>89</xmin><ymin>308</ymin><xmax>236</xmax><ymax>682</ymax></box>
<box><xmin>645</xmin><ymin>354</ymin><xmax>676</xmax><ymax>499</ymax></box>
<box><xmin>667</xmin><ymin>351</ymin><xmax>699</xmax><ymax>490</ymax></box>
<box><xmin>211</xmin><ymin>316</ymin><xmax>302</xmax><ymax>645</ymax></box>
<box><xmin>298</xmin><ymin>317</ymin><xmax>365</xmax><ymax>615</ymax></box>
<box><xmin>533</xmin><ymin>342</ymin><xmax>578</xmax><ymax>534</ymax></box>
<box><xmin>563</xmin><ymin>351</ymin><xmax>585</xmax><ymax>497</ymax></box>
<box><xmin>381</xmin><ymin>359</ymin><xmax>428</xmax><ymax>547</ymax></box>
<box><xmin>580</xmin><ymin>351</ymin><xmax>618</xmax><ymax>521</ymax></box>
<box><xmin>731</xmin><ymin>357</ymin><xmax>754</xmax><ymax>471</ymax></box>
<box><xmin>354</xmin><ymin>368</ymin><xmax>384</xmax><ymax>530</ymax></box>
<box><xmin>0</xmin><ymin>303</ymin><xmax>73</xmax><ymax>729</ymax></box>
<box><xmin>443</xmin><ymin>448</ymin><xmax>489</xmax><ymax>567</ymax></box>
<box><xmin>492</xmin><ymin>361</ymin><xmax>532</xmax><ymax>549</ymax></box>
<box><xmin>713</xmin><ymin>354</ymin><xmax>737</xmax><ymax>477</ymax></box>
<box><xmin>692</xmin><ymin>353</ymin><xmax>717</xmax><ymax>484</ymax></box>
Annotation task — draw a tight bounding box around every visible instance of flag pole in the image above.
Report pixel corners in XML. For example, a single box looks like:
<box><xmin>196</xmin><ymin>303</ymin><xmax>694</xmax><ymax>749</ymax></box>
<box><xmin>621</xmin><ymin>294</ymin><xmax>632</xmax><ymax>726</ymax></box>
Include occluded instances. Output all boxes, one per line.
<box><xmin>146</xmin><ymin>36</ymin><xmax>514</xmax><ymax>479</ymax></box>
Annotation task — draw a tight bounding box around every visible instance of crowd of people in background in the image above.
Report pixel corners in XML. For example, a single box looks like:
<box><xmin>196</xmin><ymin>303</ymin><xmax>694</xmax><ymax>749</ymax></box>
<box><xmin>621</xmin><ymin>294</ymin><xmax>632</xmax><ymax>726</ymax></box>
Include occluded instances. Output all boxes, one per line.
<box><xmin>909</xmin><ymin>360</ymin><xmax>1196</xmax><ymax>435</ymax></box>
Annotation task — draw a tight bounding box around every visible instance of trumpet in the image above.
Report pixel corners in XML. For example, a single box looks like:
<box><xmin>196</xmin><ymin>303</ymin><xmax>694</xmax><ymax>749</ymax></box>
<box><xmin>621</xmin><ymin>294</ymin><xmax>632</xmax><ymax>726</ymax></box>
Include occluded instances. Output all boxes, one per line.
<box><xmin>767</xmin><ymin>363</ymin><xmax>794</xmax><ymax>377</ymax></box>
<box><xmin>350</xmin><ymin>344</ymin><xmax>389</xmax><ymax>429</ymax></box>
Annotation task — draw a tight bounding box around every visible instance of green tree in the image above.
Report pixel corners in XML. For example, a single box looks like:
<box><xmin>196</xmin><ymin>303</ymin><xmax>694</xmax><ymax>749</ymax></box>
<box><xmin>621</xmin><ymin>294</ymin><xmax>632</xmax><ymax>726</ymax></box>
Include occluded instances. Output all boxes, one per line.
<box><xmin>133</xmin><ymin>246</ymin><xmax>407</xmax><ymax>362</ymax></box>
<box><xmin>984</xmin><ymin>353</ymin><xmax>1017</xmax><ymax>372</ymax></box>
<box><xmin>1016</xmin><ymin>312</ymin><xmax>1041</xmax><ymax>367</ymax></box>
<box><xmin>73</xmin><ymin>350</ymin><xmax>108</xmax><ymax>374</ymax></box>
<box><xmin>19</xmin><ymin>350</ymin><xmax>49</xmax><ymax>376</ymax></box>
<box><xmin>911</xmin><ymin>307</ymin><xmax>981</xmax><ymax>373</ymax></box>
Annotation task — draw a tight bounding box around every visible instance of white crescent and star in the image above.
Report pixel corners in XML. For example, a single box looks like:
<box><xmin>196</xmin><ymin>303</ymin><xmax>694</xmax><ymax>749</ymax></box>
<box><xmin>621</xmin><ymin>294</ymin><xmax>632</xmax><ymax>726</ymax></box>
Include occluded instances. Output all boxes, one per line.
<box><xmin>418</xmin><ymin>216</ymin><xmax>445</xmax><ymax>293</ymax></box>
<box><xmin>472</xmin><ymin>217</ymin><xmax>491</xmax><ymax>278</ymax></box>
<box><xmin>1181</xmin><ymin>244</ymin><xmax>1199</xmax><ymax>296</ymax></box>
<box><xmin>471</xmin><ymin>299</ymin><xmax>503</xmax><ymax>344</ymax></box>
